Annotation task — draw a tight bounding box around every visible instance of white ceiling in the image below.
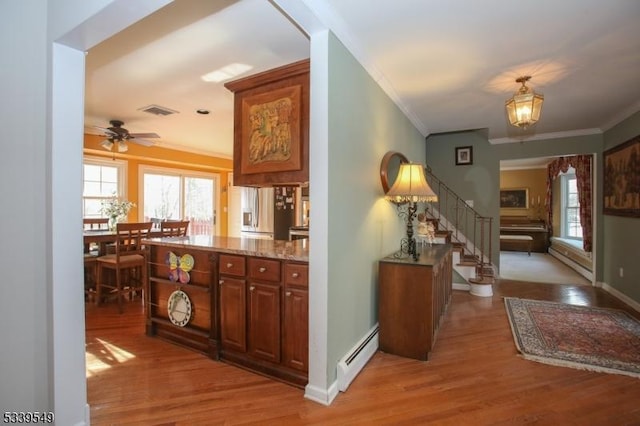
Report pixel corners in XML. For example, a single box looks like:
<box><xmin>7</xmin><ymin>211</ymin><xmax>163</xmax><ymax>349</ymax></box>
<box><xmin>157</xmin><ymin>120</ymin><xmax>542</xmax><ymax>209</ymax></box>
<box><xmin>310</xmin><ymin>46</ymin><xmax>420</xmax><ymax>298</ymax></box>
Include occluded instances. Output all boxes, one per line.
<box><xmin>84</xmin><ymin>0</ymin><xmax>640</xmax><ymax>158</ymax></box>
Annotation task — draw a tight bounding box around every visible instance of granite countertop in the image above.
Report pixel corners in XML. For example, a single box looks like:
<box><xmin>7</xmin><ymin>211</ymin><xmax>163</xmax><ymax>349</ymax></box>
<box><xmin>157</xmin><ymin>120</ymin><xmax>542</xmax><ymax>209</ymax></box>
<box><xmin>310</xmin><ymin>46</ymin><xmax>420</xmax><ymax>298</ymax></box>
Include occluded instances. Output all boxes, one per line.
<box><xmin>144</xmin><ymin>235</ymin><xmax>309</xmax><ymax>262</ymax></box>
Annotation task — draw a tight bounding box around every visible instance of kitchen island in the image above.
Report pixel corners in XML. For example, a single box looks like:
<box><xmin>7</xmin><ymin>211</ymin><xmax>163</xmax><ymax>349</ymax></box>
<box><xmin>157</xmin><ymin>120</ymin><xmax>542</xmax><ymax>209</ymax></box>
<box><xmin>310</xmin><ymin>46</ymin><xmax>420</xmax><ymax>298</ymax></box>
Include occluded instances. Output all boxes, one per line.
<box><xmin>144</xmin><ymin>235</ymin><xmax>309</xmax><ymax>387</ymax></box>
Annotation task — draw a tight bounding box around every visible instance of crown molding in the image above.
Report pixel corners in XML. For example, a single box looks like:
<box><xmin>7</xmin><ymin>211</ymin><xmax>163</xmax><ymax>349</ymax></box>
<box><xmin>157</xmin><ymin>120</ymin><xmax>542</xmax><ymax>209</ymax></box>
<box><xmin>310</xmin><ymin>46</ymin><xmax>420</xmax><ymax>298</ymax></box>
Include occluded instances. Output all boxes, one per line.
<box><xmin>599</xmin><ymin>100</ymin><xmax>640</xmax><ymax>132</ymax></box>
<box><xmin>157</xmin><ymin>141</ymin><xmax>233</xmax><ymax>160</ymax></box>
<box><xmin>294</xmin><ymin>0</ymin><xmax>430</xmax><ymax>136</ymax></box>
<box><xmin>489</xmin><ymin>128</ymin><xmax>603</xmax><ymax>145</ymax></box>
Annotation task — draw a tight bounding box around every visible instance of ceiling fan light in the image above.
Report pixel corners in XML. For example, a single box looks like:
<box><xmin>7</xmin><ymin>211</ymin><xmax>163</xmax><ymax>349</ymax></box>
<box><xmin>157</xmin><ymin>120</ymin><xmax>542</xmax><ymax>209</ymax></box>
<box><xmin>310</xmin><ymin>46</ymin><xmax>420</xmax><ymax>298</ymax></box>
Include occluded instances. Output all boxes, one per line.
<box><xmin>505</xmin><ymin>76</ymin><xmax>544</xmax><ymax>128</ymax></box>
<box><xmin>100</xmin><ymin>139</ymin><xmax>114</xmax><ymax>151</ymax></box>
<box><xmin>117</xmin><ymin>141</ymin><xmax>129</xmax><ymax>152</ymax></box>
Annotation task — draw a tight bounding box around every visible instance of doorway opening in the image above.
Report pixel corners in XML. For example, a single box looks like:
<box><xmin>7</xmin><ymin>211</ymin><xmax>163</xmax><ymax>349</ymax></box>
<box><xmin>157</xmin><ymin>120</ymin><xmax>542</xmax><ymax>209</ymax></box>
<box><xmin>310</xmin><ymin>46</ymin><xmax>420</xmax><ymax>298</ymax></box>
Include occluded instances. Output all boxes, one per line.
<box><xmin>499</xmin><ymin>155</ymin><xmax>595</xmax><ymax>286</ymax></box>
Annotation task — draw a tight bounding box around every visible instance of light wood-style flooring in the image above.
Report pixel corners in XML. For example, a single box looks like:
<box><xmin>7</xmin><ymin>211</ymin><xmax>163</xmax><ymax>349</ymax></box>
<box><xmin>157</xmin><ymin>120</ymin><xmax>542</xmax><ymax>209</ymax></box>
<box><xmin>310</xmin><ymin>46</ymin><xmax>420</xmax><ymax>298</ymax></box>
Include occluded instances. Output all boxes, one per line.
<box><xmin>85</xmin><ymin>280</ymin><xmax>640</xmax><ymax>425</ymax></box>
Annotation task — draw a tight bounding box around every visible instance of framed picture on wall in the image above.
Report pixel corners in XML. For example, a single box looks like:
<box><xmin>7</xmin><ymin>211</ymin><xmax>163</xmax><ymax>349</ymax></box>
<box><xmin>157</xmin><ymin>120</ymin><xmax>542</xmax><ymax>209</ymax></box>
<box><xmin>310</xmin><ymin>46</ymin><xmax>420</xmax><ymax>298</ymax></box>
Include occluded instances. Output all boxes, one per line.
<box><xmin>603</xmin><ymin>134</ymin><xmax>640</xmax><ymax>217</ymax></box>
<box><xmin>455</xmin><ymin>146</ymin><xmax>473</xmax><ymax>165</ymax></box>
<box><xmin>500</xmin><ymin>188</ymin><xmax>529</xmax><ymax>209</ymax></box>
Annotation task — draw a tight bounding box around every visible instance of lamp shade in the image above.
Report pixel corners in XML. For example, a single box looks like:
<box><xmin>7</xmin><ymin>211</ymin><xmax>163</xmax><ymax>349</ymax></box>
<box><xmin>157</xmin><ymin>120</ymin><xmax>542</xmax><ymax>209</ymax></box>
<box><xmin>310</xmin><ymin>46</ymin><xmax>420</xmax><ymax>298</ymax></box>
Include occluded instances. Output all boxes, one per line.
<box><xmin>385</xmin><ymin>163</ymin><xmax>438</xmax><ymax>203</ymax></box>
<box><xmin>100</xmin><ymin>138</ymin><xmax>114</xmax><ymax>151</ymax></box>
<box><xmin>505</xmin><ymin>76</ymin><xmax>543</xmax><ymax>128</ymax></box>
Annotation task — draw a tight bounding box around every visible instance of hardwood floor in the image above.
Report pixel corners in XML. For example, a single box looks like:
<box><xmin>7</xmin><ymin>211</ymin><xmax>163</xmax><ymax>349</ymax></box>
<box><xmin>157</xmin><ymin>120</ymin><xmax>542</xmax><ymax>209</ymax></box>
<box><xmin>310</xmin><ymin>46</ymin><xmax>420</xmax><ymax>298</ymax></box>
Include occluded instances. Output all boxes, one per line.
<box><xmin>85</xmin><ymin>280</ymin><xmax>640</xmax><ymax>425</ymax></box>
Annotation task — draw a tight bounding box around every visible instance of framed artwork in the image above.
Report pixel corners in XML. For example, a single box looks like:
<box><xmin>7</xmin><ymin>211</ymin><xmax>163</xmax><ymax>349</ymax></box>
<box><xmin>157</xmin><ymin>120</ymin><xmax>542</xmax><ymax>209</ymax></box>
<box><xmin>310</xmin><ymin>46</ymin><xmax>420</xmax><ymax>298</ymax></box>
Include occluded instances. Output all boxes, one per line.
<box><xmin>455</xmin><ymin>146</ymin><xmax>473</xmax><ymax>165</ymax></box>
<box><xmin>500</xmin><ymin>188</ymin><xmax>529</xmax><ymax>209</ymax></box>
<box><xmin>603</xmin><ymin>134</ymin><xmax>640</xmax><ymax>217</ymax></box>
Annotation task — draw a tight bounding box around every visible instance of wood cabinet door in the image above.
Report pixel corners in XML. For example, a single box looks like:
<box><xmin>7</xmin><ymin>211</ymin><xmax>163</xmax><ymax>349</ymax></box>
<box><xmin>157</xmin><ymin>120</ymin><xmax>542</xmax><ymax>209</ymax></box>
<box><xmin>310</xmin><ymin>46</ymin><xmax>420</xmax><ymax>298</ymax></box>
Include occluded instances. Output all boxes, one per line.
<box><xmin>219</xmin><ymin>277</ymin><xmax>246</xmax><ymax>352</ymax></box>
<box><xmin>248</xmin><ymin>281</ymin><xmax>281</xmax><ymax>363</ymax></box>
<box><xmin>283</xmin><ymin>286</ymin><xmax>308</xmax><ymax>372</ymax></box>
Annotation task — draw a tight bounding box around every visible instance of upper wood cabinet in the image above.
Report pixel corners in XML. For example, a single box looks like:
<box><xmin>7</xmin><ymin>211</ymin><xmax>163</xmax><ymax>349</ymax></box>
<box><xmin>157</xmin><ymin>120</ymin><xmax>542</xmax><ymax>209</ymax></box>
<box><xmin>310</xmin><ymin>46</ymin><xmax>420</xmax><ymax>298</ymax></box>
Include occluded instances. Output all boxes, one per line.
<box><xmin>225</xmin><ymin>59</ymin><xmax>310</xmax><ymax>187</ymax></box>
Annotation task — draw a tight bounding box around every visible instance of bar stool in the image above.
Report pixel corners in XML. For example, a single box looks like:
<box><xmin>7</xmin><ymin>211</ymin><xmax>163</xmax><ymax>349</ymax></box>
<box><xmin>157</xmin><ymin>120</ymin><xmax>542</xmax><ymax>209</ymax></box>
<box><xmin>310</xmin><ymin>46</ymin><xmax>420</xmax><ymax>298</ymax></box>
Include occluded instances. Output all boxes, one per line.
<box><xmin>95</xmin><ymin>222</ymin><xmax>152</xmax><ymax>313</ymax></box>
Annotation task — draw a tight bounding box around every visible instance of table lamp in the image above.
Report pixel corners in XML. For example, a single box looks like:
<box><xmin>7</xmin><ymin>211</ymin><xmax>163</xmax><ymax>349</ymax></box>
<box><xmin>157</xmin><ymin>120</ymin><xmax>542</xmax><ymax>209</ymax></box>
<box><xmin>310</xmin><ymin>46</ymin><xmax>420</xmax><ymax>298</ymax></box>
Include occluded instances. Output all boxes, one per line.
<box><xmin>385</xmin><ymin>163</ymin><xmax>438</xmax><ymax>261</ymax></box>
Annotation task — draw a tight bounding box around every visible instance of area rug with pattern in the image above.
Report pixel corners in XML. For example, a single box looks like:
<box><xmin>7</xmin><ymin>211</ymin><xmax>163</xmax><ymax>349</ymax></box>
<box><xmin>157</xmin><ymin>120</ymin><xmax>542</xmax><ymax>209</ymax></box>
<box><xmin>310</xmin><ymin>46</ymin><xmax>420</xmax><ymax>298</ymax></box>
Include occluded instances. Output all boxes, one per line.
<box><xmin>504</xmin><ymin>297</ymin><xmax>640</xmax><ymax>378</ymax></box>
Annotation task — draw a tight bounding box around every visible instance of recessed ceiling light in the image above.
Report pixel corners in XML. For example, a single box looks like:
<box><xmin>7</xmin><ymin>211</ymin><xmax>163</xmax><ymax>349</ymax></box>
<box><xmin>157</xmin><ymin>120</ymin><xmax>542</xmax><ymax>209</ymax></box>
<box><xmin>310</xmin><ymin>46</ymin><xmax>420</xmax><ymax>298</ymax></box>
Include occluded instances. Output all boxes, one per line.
<box><xmin>201</xmin><ymin>63</ymin><xmax>253</xmax><ymax>83</ymax></box>
<box><xmin>196</xmin><ymin>109</ymin><xmax>210</xmax><ymax>115</ymax></box>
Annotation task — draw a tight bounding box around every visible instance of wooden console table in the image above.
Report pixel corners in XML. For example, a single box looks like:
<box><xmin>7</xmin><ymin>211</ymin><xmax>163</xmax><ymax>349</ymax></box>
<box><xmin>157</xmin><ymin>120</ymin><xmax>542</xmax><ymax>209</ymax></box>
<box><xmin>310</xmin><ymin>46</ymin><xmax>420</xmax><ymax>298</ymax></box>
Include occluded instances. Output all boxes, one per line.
<box><xmin>378</xmin><ymin>244</ymin><xmax>453</xmax><ymax>361</ymax></box>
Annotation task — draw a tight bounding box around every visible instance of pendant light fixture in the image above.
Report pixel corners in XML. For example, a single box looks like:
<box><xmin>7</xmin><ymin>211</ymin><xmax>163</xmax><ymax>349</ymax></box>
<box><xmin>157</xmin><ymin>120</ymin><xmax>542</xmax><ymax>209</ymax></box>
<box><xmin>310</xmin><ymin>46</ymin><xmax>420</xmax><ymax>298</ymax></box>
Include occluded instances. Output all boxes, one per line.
<box><xmin>505</xmin><ymin>76</ymin><xmax>544</xmax><ymax>128</ymax></box>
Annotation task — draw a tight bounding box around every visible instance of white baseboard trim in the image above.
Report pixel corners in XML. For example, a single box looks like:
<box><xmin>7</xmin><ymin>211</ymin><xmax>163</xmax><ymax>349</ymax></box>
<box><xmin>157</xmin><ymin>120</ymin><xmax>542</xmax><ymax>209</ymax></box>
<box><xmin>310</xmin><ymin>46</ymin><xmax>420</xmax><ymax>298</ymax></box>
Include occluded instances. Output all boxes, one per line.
<box><xmin>337</xmin><ymin>324</ymin><xmax>378</xmax><ymax>392</ymax></box>
<box><xmin>72</xmin><ymin>403</ymin><xmax>90</xmax><ymax>426</ymax></box>
<box><xmin>548</xmin><ymin>247</ymin><xmax>593</xmax><ymax>281</ymax></box>
<box><xmin>453</xmin><ymin>282</ymin><xmax>470</xmax><ymax>291</ymax></box>
<box><xmin>597</xmin><ymin>281</ymin><xmax>640</xmax><ymax>313</ymax></box>
<box><xmin>304</xmin><ymin>381</ymin><xmax>339</xmax><ymax>406</ymax></box>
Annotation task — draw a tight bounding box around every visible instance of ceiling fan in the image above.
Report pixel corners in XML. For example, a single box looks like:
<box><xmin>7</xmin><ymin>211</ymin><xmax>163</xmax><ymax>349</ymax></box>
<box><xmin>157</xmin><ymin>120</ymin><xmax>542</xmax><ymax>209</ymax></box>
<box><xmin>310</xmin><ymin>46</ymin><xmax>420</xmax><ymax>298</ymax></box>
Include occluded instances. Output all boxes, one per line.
<box><xmin>92</xmin><ymin>120</ymin><xmax>160</xmax><ymax>152</ymax></box>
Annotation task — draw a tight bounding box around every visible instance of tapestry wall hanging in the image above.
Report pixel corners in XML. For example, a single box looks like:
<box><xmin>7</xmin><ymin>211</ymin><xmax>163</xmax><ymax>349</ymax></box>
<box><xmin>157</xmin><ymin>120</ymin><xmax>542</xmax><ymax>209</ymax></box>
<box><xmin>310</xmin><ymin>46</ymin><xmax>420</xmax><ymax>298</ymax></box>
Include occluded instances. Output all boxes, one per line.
<box><xmin>603</xmin><ymin>135</ymin><xmax>640</xmax><ymax>217</ymax></box>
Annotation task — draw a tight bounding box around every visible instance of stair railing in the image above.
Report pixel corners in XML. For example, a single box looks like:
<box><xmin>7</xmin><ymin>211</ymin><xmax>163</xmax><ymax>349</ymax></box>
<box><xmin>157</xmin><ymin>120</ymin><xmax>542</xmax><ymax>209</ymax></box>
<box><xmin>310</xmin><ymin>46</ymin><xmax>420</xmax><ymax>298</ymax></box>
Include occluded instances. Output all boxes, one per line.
<box><xmin>423</xmin><ymin>166</ymin><xmax>494</xmax><ymax>281</ymax></box>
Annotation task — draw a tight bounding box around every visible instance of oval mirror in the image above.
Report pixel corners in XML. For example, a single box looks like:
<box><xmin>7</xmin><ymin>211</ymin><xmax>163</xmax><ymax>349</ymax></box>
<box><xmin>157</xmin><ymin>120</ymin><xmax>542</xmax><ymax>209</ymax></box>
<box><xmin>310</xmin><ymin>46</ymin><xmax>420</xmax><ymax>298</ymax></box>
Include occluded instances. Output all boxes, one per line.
<box><xmin>380</xmin><ymin>151</ymin><xmax>409</xmax><ymax>194</ymax></box>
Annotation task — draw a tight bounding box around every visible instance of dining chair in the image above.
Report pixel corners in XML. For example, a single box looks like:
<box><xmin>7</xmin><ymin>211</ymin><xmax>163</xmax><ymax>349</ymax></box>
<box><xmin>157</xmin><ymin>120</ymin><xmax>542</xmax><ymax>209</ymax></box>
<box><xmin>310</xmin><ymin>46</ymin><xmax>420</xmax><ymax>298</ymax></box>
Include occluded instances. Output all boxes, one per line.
<box><xmin>83</xmin><ymin>217</ymin><xmax>110</xmax><ymax>253</ymax></box>
<box><xmin>150</xmin><ymin>217</ymin><xmax>163</xmax><ymax>230</ymax></box>
<box><xmin>95</xmin><ymin>222</ymin><xmax>152</xmax><ymax>313</ymax></box>
<box><xmin>83</xmin><ymin>217</ymin><xmax>109</xmax><ymax>230</ymax></box>
<box><xmin>84</xmin><ymin>254</ymin><xmax>98</xmax><ymax>302</ymax></box>
<box><xmin>83</xmin><ymin>218</ymin><xmax>110</xmax><ymax>301</ymax></box>
<box><xmin>160</xmin><ymin>220</ymin><xmax>190</xmax><ymax>237</ymax></box>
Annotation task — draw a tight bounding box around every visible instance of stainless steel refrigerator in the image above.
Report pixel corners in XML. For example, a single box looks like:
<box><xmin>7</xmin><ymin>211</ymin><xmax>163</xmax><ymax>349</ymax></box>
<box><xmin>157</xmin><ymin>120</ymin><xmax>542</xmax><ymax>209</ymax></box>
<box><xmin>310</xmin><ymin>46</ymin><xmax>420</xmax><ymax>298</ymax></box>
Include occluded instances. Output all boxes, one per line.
<box><xmin>240</xmin><ymin>186</ymin><xmax>296</xmax><ymax>240</ymax></box>
<box><xmin>241</xmin><ymin>187</ymin><xmax>274</xmax><ymax>239</ymax></box>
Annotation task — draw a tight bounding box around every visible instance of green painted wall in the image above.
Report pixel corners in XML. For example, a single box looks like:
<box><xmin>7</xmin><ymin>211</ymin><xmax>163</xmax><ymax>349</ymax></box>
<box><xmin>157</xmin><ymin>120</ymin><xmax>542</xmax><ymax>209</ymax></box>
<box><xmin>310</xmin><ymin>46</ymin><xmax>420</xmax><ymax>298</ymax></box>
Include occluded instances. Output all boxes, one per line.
<box><xmin>325</xmin><ymin>32</ymin><xmax>426</xmax><ymax>382</ymax></box>
<box><xmin>425</xmin><ymin>130</ymin><xmax>501</xmax><ymax>265</ymax></box>
<box><xmin>603</xmin><ymin>111</ymin><xmax>640</xmax><ymax>303</ymax></box>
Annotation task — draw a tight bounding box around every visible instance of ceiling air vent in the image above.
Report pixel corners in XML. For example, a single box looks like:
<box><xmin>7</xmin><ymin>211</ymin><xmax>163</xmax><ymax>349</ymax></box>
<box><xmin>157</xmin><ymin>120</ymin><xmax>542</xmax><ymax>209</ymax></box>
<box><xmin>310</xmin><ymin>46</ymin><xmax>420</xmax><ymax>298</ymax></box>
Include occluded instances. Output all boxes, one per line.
<box><xmin>139</xmin><ymin>104</ymin><xmax>179</xmax><ymax>116</ymax></box>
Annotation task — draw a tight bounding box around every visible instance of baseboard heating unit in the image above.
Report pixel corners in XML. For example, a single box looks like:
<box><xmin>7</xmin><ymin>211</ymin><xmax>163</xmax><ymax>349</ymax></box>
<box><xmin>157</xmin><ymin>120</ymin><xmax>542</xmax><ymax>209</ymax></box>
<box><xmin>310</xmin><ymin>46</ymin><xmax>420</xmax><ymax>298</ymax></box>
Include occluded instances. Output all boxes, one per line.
<box><xmin>337</xmin><ymin>324</ymin><xmax>379</xmax><ymax>392</ymax></box>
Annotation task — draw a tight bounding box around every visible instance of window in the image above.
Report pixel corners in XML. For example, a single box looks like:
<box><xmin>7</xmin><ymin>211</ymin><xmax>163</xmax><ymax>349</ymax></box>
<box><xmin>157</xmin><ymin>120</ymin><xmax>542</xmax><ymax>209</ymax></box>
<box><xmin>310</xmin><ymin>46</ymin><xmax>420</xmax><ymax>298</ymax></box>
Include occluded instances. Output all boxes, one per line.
<box><xmin>561</xmin><ymin>172</ymin><xmax>582</xmax><ymax>240</ymax></box>
<box><xmin>140</xmin><ymin>165</ymin><xmax>219</xmax><ymax>236</ymax></box>
<box><xmin>82</xmin><ymin>157</ymin><xmax>127</xmax><ymax>217</ymax></box>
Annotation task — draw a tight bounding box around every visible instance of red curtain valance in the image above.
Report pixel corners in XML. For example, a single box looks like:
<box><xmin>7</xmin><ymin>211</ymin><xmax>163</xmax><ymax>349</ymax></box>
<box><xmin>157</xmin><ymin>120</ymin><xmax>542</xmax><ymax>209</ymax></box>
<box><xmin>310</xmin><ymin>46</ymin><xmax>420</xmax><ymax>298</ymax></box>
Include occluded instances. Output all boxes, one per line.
<box><xmin>546</xmin><ymin>155</ymin><xmax>592</xmax><ymax>252</ymax></box>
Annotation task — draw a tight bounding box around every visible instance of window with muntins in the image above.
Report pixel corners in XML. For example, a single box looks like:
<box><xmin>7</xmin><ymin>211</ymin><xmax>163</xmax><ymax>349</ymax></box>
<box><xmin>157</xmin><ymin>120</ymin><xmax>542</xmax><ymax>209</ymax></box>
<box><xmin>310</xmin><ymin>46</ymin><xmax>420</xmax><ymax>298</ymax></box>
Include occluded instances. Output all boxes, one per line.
<box><xmin>562</xmin><ymin>172</ymin><xmax>582</xmax><ymax>240</ymax></box>
<box><xmin>82</xmin><ymin>157</ymin><xmax>127</xmax><ymax>218</ymax></box>
<box><xmin>140</xmin><ymin>165</ymin><xmax>219</xmax><ymax>236</ymax></box>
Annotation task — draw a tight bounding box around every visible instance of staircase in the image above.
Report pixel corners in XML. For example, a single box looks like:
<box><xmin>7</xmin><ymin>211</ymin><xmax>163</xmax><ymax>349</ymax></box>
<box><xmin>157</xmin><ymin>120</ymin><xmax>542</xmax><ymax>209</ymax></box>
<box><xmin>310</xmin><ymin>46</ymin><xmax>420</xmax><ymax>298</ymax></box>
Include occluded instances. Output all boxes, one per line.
<box><xmin>420</xmin><ymin>166</ymin><xmax>495</xmax><ymax>296</ymax></box>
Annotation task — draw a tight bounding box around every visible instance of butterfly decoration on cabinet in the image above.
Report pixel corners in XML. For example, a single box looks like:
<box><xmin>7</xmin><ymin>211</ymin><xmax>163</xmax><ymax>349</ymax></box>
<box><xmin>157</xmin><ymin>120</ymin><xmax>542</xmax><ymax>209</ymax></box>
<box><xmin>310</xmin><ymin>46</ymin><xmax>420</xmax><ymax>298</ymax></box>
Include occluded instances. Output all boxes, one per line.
<box><xmin>165</xmin><ymin>251</ymin><xmax>195</xmax><ymax>284</ymax></box>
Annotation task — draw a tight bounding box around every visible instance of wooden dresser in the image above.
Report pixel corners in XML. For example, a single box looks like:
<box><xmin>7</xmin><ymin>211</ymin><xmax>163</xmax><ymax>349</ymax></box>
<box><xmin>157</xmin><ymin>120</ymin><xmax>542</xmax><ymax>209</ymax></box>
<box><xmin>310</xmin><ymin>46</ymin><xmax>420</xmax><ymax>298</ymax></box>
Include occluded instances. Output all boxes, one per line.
<box><xmin>378</xmin><ymin>244</ymin><xmax>453</xmax><ymax>361</ymax></box>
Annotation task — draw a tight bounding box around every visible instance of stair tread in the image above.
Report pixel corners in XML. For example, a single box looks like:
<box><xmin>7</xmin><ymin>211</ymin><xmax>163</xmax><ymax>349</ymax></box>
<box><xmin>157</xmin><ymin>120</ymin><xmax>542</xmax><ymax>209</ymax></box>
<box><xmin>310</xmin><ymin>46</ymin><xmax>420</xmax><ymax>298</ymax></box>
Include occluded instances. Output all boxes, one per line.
<box><xmin>468</xmin><ymin>276</ymin><xmax>495</xmax><ymax>285</ymax></box>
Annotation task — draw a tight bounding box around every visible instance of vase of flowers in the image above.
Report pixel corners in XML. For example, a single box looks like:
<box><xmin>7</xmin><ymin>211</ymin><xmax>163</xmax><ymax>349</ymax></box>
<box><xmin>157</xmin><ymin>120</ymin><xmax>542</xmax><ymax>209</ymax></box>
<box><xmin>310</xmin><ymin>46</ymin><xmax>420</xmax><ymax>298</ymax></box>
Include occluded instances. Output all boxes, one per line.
<box><xmin>101</xmin><ymin>197</ymin><xmax>135</xmax><ymax>231</ymax></box>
